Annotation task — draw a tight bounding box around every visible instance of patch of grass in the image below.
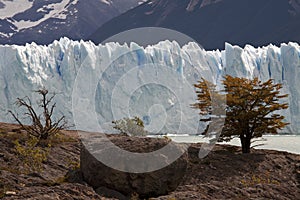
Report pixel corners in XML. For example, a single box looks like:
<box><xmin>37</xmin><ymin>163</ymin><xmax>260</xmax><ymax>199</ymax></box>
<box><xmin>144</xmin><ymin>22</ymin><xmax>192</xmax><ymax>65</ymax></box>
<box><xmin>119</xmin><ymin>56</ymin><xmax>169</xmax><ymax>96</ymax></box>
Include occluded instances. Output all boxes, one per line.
<box><xmin>0</xmin><ymin>131</ymin><xmax>27</xmax><ymax>142</ymax></box>
<box><xmin>47</xmin><ymin>132</ymin><xmax>76</xmax><ymax>145</ymax></box>
<box><xmin>2</xmin><ymin>128</ymin><xmax>76</xmax><ymax>175</ymax></box>
<box><xmin>240</xmin><ymin>171</ymin><xmax>281</xmax><ymax>187</ymax></box>
<box><xmin>1</xmin><ymin>126</ymin><xmax>76</xmax><ymax>148</ymax></box>
<box><xmin>14</xmin><ymin>136</ymin><xmax>50</xmax><ymax>174</ymax></box>
<box><xmin>66</xmin><ymin>158</ymin><xmax>80</xmax><ymax>171</ymax></box>
<box><xmin>0</xmin><ymin>128</ymin><xmax>6</xmax><ymax>134</ymax></box>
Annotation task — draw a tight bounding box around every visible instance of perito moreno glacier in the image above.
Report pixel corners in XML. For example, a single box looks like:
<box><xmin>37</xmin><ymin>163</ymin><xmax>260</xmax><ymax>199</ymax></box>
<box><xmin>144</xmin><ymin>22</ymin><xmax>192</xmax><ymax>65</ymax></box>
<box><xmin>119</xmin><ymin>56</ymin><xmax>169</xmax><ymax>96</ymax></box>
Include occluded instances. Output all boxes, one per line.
<box><xmin>0</xmin><ymin>38</ymin><xmax>299</xmax><ymax>134</ymax></box>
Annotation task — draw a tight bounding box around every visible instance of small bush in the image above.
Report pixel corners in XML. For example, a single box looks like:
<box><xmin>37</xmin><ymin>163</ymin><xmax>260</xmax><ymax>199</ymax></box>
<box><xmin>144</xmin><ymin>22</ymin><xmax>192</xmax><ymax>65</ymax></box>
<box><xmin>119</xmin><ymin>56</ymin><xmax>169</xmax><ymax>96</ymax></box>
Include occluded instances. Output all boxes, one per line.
<box><xmin>66</xmin><ymin>158</ymin><xmax>80</xmax><ymax>170</ymax></box>
<box><xmin>14</xmin><ymin>136</ymin><xmax>50</xmax><ymax>174</ymax></box>
<box><xmin>112</xmin><ymin>116</ymin><xmax>148</xmax><ymax>136</ymax></box>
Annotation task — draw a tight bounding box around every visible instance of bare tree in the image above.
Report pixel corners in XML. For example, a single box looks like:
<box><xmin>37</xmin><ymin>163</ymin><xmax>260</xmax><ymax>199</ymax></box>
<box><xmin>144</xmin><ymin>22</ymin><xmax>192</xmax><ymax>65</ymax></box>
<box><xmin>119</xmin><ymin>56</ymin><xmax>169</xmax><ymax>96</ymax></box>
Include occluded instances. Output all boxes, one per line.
<box><xmin>9</xmin><ymin>88</ymin><xmax>68</xmax><ymax>141</ymax></box>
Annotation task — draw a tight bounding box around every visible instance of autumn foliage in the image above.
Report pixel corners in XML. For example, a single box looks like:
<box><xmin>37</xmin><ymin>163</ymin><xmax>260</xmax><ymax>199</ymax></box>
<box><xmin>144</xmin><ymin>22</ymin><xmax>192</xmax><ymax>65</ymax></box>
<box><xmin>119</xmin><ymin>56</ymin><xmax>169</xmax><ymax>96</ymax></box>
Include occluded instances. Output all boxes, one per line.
<box><xmin>192</xmin><ymin>75</ymin><xmax>289</xmax><ymax>153</ymax></box>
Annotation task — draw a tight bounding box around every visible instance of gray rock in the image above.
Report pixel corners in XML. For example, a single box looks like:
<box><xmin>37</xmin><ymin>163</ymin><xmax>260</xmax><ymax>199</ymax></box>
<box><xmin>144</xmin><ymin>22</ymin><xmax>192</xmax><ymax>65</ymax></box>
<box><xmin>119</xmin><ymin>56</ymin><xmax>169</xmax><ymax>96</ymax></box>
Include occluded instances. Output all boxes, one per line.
<box><xmin>80</xmin><ymin>135</ymin><xmax>188</xmax><ymax>198</ymax></box>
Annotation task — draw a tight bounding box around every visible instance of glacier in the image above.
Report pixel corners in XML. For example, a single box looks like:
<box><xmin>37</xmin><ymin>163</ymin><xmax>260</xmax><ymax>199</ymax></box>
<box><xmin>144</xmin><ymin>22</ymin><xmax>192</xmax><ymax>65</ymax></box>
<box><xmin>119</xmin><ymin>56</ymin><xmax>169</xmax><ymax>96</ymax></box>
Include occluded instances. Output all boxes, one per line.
<box><xmin>0</xmin><ymin>38</ymin><xmax>299</xmax><ymax>134</ymax></box>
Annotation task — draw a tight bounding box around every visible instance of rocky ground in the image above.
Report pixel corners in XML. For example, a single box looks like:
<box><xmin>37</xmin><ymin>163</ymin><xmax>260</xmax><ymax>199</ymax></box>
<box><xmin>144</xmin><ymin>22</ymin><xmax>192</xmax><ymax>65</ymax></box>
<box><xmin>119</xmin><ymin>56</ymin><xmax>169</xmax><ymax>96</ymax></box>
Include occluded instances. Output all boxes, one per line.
<box><xmin>0</xmin><ymin>122</ymin><xmax>299</xmax><ymax>200</ymax></box>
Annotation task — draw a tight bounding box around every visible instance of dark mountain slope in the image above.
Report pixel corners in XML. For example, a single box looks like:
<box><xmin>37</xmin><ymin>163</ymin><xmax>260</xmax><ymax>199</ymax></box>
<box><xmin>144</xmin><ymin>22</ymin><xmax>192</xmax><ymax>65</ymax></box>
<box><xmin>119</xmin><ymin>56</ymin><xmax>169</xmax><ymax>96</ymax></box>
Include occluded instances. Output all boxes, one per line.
<box><xmin>89</xmin><ymin>0</ymin><xmax>300</xmax><ymax>50</ymax></box>
<box><xmin>0</xmin><ymin>0</ymin><xmax>141</xmax><ymax>45</ymax></box>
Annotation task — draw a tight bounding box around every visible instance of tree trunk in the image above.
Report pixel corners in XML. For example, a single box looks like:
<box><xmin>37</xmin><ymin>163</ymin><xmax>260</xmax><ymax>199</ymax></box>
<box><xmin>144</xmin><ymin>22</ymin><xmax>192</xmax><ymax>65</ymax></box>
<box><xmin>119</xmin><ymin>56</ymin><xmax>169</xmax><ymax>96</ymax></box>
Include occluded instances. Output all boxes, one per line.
<box><xmin>40</xmin><ymin>132</ymin><xmax>49</xmax><ymax>140</ymax></box>
<box><xmin>240</xmin><ymin>136</ymin><xmax>251</xmax><ymax>154</ymax></box>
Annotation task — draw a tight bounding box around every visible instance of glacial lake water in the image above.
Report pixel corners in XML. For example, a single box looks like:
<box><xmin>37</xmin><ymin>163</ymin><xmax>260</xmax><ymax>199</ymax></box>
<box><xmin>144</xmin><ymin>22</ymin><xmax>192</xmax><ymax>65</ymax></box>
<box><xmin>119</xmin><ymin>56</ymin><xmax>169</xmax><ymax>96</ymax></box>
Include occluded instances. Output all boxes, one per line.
<box><xmin>167</xmin><ymin>135</ymin><xmax>300</xmax><ymax>155</ymax></box>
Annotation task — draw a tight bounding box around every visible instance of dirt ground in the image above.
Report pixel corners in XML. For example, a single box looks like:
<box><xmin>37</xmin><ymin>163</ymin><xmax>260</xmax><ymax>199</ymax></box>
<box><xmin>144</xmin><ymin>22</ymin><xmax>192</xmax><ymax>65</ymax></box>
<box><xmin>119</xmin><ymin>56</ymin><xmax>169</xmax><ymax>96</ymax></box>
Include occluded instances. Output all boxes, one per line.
<box><xmin>0</xmin><ymin>122</ymin><xmax>299</xmax><ymax>200</ymax></box>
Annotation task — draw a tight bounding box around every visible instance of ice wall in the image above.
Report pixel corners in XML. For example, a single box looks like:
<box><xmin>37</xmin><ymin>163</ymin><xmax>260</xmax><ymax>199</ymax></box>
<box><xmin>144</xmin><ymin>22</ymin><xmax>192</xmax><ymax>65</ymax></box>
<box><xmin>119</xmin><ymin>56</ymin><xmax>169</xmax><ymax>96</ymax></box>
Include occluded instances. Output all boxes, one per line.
<box><xmin>0</xmin><ymin>38</ymin><xmax>299</xmax><ymax>134</ymax></box>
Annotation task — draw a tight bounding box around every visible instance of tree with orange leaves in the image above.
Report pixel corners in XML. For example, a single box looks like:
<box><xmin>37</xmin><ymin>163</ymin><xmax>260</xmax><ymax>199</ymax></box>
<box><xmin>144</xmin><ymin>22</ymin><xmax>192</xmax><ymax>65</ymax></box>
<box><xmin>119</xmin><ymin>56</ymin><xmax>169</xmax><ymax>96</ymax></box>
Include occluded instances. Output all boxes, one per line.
<box><xmin>192</xmin><ymin>75</ymin><xmax>289</xmax><ymax>153</ymax></box>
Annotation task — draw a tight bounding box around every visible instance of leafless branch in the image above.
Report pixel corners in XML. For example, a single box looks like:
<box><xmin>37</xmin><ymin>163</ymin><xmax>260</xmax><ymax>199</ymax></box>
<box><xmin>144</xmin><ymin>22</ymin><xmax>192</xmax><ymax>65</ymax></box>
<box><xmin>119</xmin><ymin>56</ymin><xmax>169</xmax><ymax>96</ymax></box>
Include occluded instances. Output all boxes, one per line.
<box><xmin>9</xmin><ymin>88</ymin><xmax>69</xmax><ymax>141</ymax></box>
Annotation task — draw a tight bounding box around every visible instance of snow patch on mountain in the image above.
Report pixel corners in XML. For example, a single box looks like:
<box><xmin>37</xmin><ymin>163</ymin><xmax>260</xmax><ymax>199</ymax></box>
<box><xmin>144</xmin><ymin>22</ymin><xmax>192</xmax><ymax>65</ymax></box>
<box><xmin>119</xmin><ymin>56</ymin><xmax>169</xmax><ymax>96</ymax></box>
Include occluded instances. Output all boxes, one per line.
<box><xmin>0</xmin><ymin>0</ymin><xmax>142</xmax><ymax>45</ymax></box>
<box><xmin>101</xmin><ymin>0</ymin><xmax>112</xmax><ymax>5</ymax></box>
<box><xmin>138</xmin><ymin>0</ymin><xmax>148</xmax><ymax>5</ymax></box>
<box><xmin>11</xmin><ymin>0</ymin><xmax>72</xmax><ymax>30</ymax></box>
<box><xmin>0</xmin><ymin>0</ymin><xmax>33</xmax><ymax>19</ymax></box>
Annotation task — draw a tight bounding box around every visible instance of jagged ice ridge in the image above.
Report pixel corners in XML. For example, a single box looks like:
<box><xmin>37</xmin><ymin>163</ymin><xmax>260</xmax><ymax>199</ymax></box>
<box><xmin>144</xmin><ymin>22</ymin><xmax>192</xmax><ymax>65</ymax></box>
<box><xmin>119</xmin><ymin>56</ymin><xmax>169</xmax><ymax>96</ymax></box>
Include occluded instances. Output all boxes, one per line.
<box><xmin>0</xmin><ymin>38</ymin><xmax>299</xmax><ymax>134</ymax></box>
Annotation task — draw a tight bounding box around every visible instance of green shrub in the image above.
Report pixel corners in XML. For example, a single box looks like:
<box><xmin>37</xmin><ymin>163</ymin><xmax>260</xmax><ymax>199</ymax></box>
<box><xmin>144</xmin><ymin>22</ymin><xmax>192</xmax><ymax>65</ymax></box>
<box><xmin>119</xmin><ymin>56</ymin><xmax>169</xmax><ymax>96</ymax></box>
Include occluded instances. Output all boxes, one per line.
<box><xmin>112</xmin><ymin>116</ymin><xmax>148</xmax><ymax>136</ymax></box>
<box><xmin>14</xmin><ymin>136</ymin><xmax>50</xmax><ymax>174</ymax></box>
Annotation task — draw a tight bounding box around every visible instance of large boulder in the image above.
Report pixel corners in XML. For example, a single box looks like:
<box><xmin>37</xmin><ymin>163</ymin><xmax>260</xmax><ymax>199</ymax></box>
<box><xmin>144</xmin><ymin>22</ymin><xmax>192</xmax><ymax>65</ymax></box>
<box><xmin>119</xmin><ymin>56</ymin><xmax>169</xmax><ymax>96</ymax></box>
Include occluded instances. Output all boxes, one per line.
<box><xmin>80</xmin><ymin>134</ymin><xmax>188</xmax><ymax>198</ymax></box>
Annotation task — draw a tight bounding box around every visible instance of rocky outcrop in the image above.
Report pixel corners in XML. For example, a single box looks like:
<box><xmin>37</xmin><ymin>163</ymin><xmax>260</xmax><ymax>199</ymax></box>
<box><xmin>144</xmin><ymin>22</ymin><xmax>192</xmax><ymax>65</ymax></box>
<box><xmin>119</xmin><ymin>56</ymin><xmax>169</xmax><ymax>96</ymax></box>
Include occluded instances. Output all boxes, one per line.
<box><xmin>153</xmin><ymin>144</ymin><xmax>300</xmax><ymax>200</ymax></box>
<box><xmin>0</xmin><ymin>123</ymin><xmax>299</xmax><ymax>200</ymax></box>
<box><xmin>80</xmin><ymin>135</ymin><xmax>188</xmax><ymax>198</ymax></box>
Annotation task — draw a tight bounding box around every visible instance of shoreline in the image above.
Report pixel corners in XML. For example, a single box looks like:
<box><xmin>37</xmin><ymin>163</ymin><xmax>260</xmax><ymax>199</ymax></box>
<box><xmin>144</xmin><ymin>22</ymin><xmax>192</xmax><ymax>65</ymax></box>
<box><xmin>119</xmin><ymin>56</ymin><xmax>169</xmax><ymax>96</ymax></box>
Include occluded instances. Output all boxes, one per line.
<box><xmin>166</xmin><ymin>135</ymin><xmax>300</xmax><ymax>155</ymax></box>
